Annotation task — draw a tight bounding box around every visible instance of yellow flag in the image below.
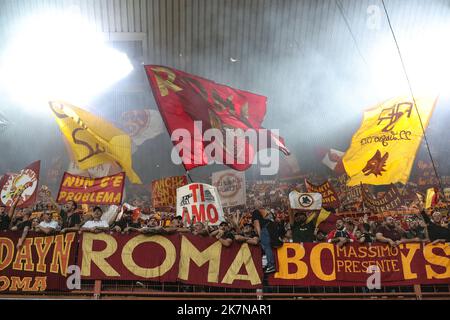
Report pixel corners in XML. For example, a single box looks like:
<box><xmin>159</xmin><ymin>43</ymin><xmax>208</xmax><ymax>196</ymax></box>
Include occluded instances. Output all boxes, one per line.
<box><xmin>314</xmin><ymin>208</ymin><xmax>331</xmax><ymax>228</ymax></box>
<box><xmin>49</xmin><ymin>101</ymin><xmax>142</xmax><ymax>184</ymax></box>
<box><xmin>343</xmin><ymin>96</ymin><xmax>437</xmax><ymax>186</ymax></box>
<box><xmin>425</xmin><ymin>188</ymin><xmax>435</xmax><ymax>209</ymax></box>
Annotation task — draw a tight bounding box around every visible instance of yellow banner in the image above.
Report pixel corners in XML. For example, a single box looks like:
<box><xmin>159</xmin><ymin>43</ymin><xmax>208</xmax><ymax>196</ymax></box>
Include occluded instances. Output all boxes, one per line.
<box><xmin>49</xmin><ymin>101</ymin><xmax>142</xmax><ymax>184</ymax></box>
<box><xmin>343</xmin><ymin>96</ymin><xmax>436</xmax><ymax>186</ymax></box>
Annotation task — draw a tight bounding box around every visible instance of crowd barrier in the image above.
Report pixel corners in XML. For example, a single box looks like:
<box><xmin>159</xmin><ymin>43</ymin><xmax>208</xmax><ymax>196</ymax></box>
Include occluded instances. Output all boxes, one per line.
<box><xmin>0</xmin><ymin>231</ymin><xmax>449</xmax><ymax>299</ymax></box>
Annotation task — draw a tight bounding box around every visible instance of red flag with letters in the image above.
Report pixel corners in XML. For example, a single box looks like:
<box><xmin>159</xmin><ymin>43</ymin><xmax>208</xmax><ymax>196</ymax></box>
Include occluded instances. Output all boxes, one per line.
<box><xmin>145</xmin><ymin>65</ymin><xmax>289</xmax><ymax>171</ymax></box>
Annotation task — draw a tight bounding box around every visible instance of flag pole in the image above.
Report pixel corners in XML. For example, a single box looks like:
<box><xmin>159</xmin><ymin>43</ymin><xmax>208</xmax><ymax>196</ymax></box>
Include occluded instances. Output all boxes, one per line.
<box><xmin>185</xmin><ymin>171</ymin><xmax>193</xmax><ymax>183</ymax></box>
<box><xmin>382</xmin><ymin>0</ymin><xmax>445</xmax><ymax>199</ymax></box>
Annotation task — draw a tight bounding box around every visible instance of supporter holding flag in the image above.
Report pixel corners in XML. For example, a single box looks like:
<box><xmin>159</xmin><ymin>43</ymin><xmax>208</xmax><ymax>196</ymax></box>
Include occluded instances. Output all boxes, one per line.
<box><xmin>46</xmin><ymin>188</ymin><xmax>83</xmax><ymax>233</ymax></box>
<box><xmin>418</xmin><ymin>201</ymin><xmax>450</xmax><ymax>243</ymax></box>
<box><xmin>288</xmin><ymin>209</ymin><xmax>318</xmax><ymax>243</ymax></box>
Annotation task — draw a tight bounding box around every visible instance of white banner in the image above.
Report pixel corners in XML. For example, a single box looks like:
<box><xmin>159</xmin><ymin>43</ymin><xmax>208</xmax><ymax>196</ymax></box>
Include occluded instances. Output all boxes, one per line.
<box><xmin>211</xmin><ymin>169</ymin><xmax>246</xmax><ymax>207</ymax></box>
<box><xmin>288</xmin><ymin>191</ymin><xmax>322</xmax><ymax>210</ymax></box>
<box><xmin>176</xmin><ymin>183</ymin><xmax>224</xmax><ymax>226</ymax></box>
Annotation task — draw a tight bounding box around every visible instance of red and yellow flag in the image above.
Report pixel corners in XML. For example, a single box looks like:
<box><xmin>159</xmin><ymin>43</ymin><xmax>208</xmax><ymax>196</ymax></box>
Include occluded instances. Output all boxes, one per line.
<box><xmin>49</xmin><ymin>101</ymin><xmax>142</xmax><ymax>184</ymax></box>
<box><xmin>144</xmin><ymin>65</ymin><xmax>289</xmax><ymax>171</ymax></box>
<box><xmin>343</xmin><ymin>96</ymin><xmax>437</xmax><ymax>186</ymax></box>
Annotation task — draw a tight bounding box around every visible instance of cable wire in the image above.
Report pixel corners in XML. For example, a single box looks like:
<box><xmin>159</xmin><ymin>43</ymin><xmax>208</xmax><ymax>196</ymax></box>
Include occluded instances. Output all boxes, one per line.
<box><xmin>381</xmin><ymin>0</ymin><xmax>444</xmax><ymax>196</ymax></box>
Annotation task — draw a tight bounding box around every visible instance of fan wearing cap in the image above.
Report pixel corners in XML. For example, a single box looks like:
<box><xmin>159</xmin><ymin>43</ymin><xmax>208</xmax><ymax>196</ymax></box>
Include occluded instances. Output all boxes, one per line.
<box><xmin>210</xmin><ymin>221</ymin><xmax>234</xmax><ymax>247</ymax></box>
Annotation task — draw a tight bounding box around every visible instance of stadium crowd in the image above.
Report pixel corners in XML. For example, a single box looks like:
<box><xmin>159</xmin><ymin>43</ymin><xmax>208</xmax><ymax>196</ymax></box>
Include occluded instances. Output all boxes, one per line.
<box><xmin>1</xmin><ymin>183</ymin><xmax>448</xmax><ymax>275</ymax></box>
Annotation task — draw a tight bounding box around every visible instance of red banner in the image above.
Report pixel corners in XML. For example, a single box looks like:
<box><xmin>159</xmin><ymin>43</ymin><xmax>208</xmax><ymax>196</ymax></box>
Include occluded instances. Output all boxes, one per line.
<box><xmin>0</xmin><ymin>232</ymin><xmax>78</xmax><ymax>292</ymax></box>
<box><xmin>151</xmin><ymin>176</ymin><xmax>188</xmax><ymax>208</ymax></box>
<box><xmin>305</xmin><ymin>179</ymin><xmax>340</xmax><ymax>209</ymax></box>
<box><xmin>0</xmin><ymin>160</ymin><xmax>40</xmax><ymax>208</ymax></box>
<box><xmin>361</xmin><ymin>183</ymin><xmax>404</xmax><ymax>214</ymax></box>
<box><xmin>145</xmin><ymin>65</ymin><xmax>289</xmax><ymax>171</ymax></box>
<box><xmin>79</xmin><ymin>233</ymin><xmax>263</xmax><ymax>289</ymax></box>
<box><xmin>269</xmin><ymin>242</ymin><xmax>450</xmax><ymax>286</ymax></box>
<box><xmin>414</xmin><ymin>160</ymin><xmax>440</xmax><ymax>188</ymax></box>
<box><xmin>57</xmin><ymin>172</ymin><xmax>125</xmax><ymax>205</ymax></box>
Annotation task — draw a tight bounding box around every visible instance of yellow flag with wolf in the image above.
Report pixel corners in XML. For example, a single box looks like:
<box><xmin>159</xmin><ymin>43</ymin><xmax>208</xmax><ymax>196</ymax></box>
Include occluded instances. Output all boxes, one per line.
<box><xmin>49</xmin><ymin>101</ymin><xmax>142</xmax><ymax>184</ymax></box>
<box><xmin>343</xmin><ymin>96</ymin><xmax>437</xmax><ymax>186</ymax></box>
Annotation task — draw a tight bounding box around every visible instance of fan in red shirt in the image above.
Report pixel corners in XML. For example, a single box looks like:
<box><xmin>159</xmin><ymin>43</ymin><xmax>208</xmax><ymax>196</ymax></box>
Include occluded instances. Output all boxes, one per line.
<box><xmin>326</xmin><ymin>219</ymin><xmax>356</xmax><ymax>247</ymax></box>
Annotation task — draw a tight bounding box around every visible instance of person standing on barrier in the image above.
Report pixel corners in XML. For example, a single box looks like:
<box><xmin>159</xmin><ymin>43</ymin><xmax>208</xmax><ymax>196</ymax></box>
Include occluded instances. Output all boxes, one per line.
<box><xmin>252</xmin><ymin>208</ymin><xmax>276</xmax><ymax>274</ymax></box>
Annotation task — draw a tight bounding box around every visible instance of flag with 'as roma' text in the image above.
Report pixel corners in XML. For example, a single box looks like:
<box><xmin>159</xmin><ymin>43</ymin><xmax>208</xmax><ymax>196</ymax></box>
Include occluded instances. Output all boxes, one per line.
<box><xmin>49</xmin><ymin>101</ymin><xmax>141</xmax><ymax>184</ymax></box>
<box><xmin>343</xmin><ymin>96</ymin><xmax>437</xmax><ymax>186</ymax></box>
<box><xmin>144</xmin><ymin>65</ymin><xmax>289</xmax><ymax>171</ymax></box>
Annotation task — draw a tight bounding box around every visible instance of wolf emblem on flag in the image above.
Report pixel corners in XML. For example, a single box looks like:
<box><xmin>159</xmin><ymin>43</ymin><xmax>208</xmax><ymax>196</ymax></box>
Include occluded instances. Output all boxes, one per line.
<box><xmin>362</xmin><ymin>150</ymin><xmax>389</xmax><ymax>177</ymax></box>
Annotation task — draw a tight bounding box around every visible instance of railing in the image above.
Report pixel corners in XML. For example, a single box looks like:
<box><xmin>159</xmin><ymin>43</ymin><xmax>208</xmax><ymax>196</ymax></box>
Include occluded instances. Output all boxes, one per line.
<box><xmin>2</xmin><ymin>281</ymin><xmax>449</xmax><ymax>300</ymax></box>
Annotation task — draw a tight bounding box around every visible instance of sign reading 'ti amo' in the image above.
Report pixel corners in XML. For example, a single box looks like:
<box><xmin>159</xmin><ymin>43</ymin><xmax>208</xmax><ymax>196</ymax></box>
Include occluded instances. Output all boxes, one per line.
<box><xmin>176</xmin><ymin>183</ymin><xmax>224</xmax><ymax>225</ymax></box>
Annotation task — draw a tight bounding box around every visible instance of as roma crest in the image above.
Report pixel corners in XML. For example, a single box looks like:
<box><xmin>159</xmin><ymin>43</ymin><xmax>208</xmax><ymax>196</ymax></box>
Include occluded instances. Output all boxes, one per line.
<box><xmin>216</xmin><ymin>172</ymin><xmax>242</xmax><ymax>199</ymax></box>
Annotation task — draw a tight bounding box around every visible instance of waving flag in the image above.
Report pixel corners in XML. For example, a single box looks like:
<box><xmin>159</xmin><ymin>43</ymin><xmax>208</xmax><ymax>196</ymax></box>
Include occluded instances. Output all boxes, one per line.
<box><xmin>305</xmin><ymin>179</ymin><xmax>340</xmax><ymax>209</ymax></box>
<box><xmin>425</xmin><ymin>187</ymin><xmax>439</xmax><ymax>209</ymax></box>
<box><xmin>120</xmin><ymin>109</ymin><xmax>164</xmax><ymax>147</ymax></box>
<box><xmin>0</xmin><ymin>161</ymin><xmax>40</xmax><ymax>208</ymax></box>
<box><xmin>49</xmin><ymin>101</ymin><xmax>141</xmax><ymax>184</ymax></box>
<box><xmin>145</xmin><ymin>65</ymin><xmax>289</xmax><ymax>171</ymax></box>
<box><xmin>343</xmin><ymin>96</ymin><xmax>437</xmax><ymax>186</ymax></box>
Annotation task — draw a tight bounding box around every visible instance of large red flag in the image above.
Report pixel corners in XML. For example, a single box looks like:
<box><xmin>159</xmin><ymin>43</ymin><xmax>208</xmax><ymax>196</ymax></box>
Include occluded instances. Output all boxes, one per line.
<box><xmin>0</xmin><ymin>161</ymin><xmax>40</xmax><ymax>208</ymax></box>
<box><xmin>145</xmin><ymin>65</ymin><xmax>289</xmax><ymax>171</ymax></box>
